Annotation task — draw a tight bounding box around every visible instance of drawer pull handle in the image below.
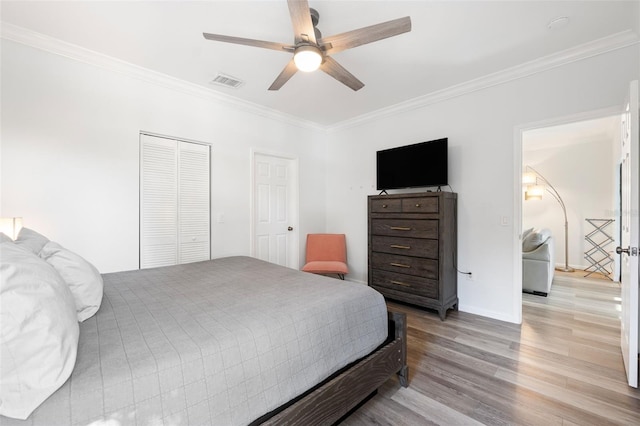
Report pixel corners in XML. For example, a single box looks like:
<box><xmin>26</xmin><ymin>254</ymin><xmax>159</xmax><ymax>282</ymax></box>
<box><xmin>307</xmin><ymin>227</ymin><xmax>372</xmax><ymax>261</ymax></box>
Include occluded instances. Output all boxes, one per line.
<box><xmin>389</xmin><ymin>226</ymin><xmax>411</xmax><ymax>231</ymax></box>
<box><xmin>391</xmin><ymin>280</ymin><xmax>411</xmax><ymax>287</ymax></box>
<box><xmin>382</xmin><ymin>204</ymin><xmax>388</xmax><ymax>208</ymax></box>
<box><xmin>390</xmin><ymin>262</ymin><xmax>411</xmax><ymax>269</ymax></box>
<box><xmin>390</xmin><ymin>244</ymin><xmax>411</xmax><ymax>250</ymax></box>
<box><xmin>415</xmin><ymin>203</ymin><xmax>421</xmax><ymax>207</ymax></box>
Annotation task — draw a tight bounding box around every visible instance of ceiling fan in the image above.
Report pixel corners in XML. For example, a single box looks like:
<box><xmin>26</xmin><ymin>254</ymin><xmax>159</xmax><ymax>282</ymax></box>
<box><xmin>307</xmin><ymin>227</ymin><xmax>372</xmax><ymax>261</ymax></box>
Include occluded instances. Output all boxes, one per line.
<box><xmin>203</xmin><ymin>0</ymin><xmax>411</xmax><ymax>91</ymax></box>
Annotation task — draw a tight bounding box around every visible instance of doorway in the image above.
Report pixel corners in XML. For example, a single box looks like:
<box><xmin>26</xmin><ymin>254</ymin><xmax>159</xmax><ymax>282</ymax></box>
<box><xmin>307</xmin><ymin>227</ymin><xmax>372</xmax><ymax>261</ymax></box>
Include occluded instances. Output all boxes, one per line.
<box><xmin>521</xmin><ymin>115</ymin><xmax>621</xmax><ymax>281</ymax></box>
<box><xmin>513</xmin><ymin>108</ymin><xmax>621</xmax><ymax>323</ymax></box>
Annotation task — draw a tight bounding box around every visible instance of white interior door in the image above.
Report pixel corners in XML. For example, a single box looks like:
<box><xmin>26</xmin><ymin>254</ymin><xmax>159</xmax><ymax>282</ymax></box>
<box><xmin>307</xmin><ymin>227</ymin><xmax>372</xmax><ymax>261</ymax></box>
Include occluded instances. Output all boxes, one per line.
<box><xmin>253</xmin><ymin>153</ymin><xmax>298</xmax><ymax>268</ymax></box>
<box><xmin>618</xmin><ymin>80</ymin><xmax>639</xmax><ymax>388</ymax></box>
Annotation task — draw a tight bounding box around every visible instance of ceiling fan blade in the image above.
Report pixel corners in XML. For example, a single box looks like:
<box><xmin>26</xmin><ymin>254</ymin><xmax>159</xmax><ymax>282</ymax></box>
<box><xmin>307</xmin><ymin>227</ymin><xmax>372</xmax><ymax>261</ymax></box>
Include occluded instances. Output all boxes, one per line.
<box><xmin>320</xmin><ymin>57</ymin><xmax>364</xmax><ymax>91</ymax></box>
<box><xmin>287</xmin><ymin>0</ymin><xmax>316</xmax><ymax>44</ymax></box>
<box><xmin>203</xmin><ymin>33</ymin><xmax>293</xmax><ymax>52</ymax></box>
<box><xmin>268</xmin><ymin>59</ymin><xmax>298</xmax><ymax>91</ymax></box>
<box><xmin>320</xmin><ymin>16</ymin><xmax>411</xmax><ymax>54</ymax></box>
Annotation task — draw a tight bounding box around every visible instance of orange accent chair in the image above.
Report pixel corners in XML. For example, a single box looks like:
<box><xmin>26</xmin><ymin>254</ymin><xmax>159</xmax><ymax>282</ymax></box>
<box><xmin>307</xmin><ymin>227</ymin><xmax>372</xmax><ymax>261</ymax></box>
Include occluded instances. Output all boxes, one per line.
<box><xmin>301</xmin><ymin>234</ymin><xmax>349</xmax><ymax>280</ymax></box>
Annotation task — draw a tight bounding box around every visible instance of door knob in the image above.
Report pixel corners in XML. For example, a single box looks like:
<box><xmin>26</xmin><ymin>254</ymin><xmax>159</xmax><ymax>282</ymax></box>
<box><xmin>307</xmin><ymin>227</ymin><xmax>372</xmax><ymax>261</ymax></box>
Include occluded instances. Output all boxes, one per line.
<box><xmin>287</xmin><ymin>226</ymin><xmax>293</xmax><ymax>231</ymax></box>
<box><xmin>616</xmin><ymin>246</ymin><xmax>629</xmax><ymax>255</ymax></box>
<box><xmin>617</xmin><ymin>246</ymin><xmax>638</xmax><ymax>256</ymax></box>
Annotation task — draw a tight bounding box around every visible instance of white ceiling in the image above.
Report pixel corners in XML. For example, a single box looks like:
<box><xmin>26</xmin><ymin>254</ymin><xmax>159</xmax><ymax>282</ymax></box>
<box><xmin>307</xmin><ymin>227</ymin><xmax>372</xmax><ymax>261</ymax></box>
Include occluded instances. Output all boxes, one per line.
<box><xmin>2</xmin><ymin>1</ymin><xmax>638</xmax><ymax>126</ymax></box>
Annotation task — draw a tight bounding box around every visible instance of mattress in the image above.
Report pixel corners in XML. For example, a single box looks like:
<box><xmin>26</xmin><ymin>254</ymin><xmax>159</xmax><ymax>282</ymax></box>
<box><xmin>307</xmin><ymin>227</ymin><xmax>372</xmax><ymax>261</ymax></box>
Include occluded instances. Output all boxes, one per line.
<box><xmin>0</xmin><ymin>256</ymin><xmax>388</xmax><ymax>426</ymax></box>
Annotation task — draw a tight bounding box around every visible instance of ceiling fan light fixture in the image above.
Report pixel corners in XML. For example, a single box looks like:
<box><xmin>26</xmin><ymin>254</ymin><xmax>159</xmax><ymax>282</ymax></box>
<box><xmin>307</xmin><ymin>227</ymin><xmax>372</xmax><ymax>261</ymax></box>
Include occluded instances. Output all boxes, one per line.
<box><xmin>293</xmin><ymin>45</ymin><xmax>322</xmax><ymax>72</ymax></box>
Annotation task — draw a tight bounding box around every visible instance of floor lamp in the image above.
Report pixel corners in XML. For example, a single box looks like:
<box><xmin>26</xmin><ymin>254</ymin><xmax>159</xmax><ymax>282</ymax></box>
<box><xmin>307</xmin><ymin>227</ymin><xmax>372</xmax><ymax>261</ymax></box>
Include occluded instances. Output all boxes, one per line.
<box><xmin>523</xmin><ymin>166</ymin><xmax>575</xmax><ymax>272</ymax></box>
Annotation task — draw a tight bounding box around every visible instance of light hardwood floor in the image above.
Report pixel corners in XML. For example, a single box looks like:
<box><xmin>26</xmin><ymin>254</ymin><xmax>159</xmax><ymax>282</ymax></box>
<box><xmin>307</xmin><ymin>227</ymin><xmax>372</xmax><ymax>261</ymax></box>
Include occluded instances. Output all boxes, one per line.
<box><xmin>344</xmin><ymin>273</ymin><xmax>640</xmax><ymax>425</ymax></box>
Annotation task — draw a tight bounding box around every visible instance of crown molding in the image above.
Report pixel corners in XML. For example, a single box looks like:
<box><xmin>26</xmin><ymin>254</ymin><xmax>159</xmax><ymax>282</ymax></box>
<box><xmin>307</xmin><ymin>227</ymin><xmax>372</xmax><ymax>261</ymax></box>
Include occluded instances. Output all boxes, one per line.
<box><xmin>2</xmin><ymin>22</ymin><xmax>637</xmax><ymax>134</ymax></box>
<box><xmin>327</xmin><ymin>30</ymin><xmax>640</xmax><ymax>133</ymax></box>
<box><xmin>0</xmin><ymin>22</ymin><xmax>325</xmax><ymax>133</ymax></box>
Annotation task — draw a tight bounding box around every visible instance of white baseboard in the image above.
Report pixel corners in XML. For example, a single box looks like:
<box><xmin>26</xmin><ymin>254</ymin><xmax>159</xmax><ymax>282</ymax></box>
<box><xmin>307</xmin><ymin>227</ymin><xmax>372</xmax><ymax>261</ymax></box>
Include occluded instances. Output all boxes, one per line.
<box><xmin>458</xmin><ymin>303</ymin><xmax>521</xmax><ymax>324</ymax></box>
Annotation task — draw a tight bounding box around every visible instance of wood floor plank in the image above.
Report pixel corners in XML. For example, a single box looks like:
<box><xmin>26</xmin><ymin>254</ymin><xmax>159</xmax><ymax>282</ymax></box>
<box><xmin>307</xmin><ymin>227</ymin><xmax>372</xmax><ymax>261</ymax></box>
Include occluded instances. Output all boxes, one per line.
<box><xmin>565</xmin><ymin>376</ymin><xmax>640</xmax><ymax>413</ymax></box>
<box><xmin>568</xmin><ymin>341</ymin><xmax>625</xmax><ymax>370</ymax></box>
<box><xmin>390</xmin><ymin>386</ymin><xmax>485</xmax><ymax>426</ymax></box>
<box><xmin>494</xmin><ymin>367</ymin><xmax>639</xmax><ymax>425</ymax></box>
<box><xmin>342</xmin><ymin>381</ymin><xmax>438</xmax><ymax>426</ymax></box>
<box><xmin>411</xmin><ymin>359</ymin><xmax>572</xmax><ymax>425</ymax></box>
<box><xmin>344</xmin><ymin>272</ymin><xmax>640</xmax><ymax>425</ymax></box>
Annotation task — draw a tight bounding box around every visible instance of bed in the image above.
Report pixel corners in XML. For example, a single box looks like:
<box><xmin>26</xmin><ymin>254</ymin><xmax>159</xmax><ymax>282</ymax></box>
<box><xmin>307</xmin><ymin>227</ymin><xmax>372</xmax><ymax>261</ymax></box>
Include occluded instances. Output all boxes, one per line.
<box><xmin>1</xmin><ymin>251</ymin><xmax>407</xmax><ymax>426</ymax></box>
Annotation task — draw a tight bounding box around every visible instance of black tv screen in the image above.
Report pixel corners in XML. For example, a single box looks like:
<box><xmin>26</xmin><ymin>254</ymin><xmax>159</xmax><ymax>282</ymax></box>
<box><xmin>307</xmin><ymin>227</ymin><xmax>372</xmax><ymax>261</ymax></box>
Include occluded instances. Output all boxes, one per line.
<box><xmin>376</xmin><ymin>138</ymin><xmax>448</xmax><ymax>190</ymax></box>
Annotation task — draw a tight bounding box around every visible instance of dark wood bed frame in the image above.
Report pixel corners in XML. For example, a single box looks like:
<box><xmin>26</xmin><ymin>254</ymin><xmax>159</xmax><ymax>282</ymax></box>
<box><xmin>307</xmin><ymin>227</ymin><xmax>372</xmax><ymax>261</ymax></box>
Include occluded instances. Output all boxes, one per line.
<box><xmin>256</xmin><ymin>310</ymin><xmax>408</xmax><ymax>425</ymax></box>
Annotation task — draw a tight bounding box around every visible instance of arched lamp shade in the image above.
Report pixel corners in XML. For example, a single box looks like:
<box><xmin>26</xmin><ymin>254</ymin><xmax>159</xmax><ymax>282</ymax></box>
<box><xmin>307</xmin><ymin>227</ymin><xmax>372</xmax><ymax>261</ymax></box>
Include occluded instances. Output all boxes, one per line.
<box><xmin>525</xmin><ymin>185</ymin><xmax>544</xmax><ymax>200</ymax></box>
<box><xmin>522</xmin><ymin>172</ymin><xmax>537</xmax><ymax>185</ymax></box>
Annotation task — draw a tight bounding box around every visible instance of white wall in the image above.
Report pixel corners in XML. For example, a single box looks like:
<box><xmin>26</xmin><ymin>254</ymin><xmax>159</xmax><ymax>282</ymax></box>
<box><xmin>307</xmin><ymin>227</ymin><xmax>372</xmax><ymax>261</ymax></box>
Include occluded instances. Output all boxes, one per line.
<box><xmin>2</xmin><ymin>36</ymin><xmax>638</xmax><ymax>325</ymax></box>
<box><xmin>0</xmin><ymin>40</ymin><xmax>327</xmax><ymax>273</ymax></box>
<box><xmin>325</xmin><ymin>45</ymin><xmax>639</xmax><ymax>323</ymax></box>
<box><xmin>523</xmin><ymin>124</ymin><xmax>619</xmax><ymax>273</ymax></box>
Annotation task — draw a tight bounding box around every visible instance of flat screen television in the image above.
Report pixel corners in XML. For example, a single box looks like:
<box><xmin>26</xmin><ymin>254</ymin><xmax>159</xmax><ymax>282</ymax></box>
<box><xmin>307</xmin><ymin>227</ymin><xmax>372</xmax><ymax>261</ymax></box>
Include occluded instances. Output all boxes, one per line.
<box><xmin>376</xmin><ymin>138</ymin><xmax>448</xmax><ymax>190</ymax></box>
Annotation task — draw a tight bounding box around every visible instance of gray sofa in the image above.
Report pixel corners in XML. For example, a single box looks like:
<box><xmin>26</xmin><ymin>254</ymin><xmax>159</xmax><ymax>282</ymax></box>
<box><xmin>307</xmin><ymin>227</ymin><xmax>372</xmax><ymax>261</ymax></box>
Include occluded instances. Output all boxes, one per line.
<box><xmin>522</xmin><ymin>228</ymin><xmax>555</xmax><ymax>296</ymax></box>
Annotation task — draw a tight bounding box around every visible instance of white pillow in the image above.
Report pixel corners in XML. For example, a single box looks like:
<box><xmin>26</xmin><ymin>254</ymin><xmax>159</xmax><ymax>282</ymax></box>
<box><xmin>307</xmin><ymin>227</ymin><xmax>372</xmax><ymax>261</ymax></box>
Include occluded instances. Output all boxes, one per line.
<box><xmin>0</xmin><ymin>232</ymin><xmax>13</xmax><ymax>243</ymax></box>
<box><xmin>522</xmin><ymin>227</ymin><xmax>534</xmax><ymax>239</ymax></box>
<box><xmin>523</xmin><ymin>228</ymin><xmax>551</xmax><ymax>252</ymax></box>
<box><xmin>40</xmin><ymin>241</ymin><xmax>103</xmax><ymax>322</ymax></box>
<box><xmin>14</xmin><ymin>227</ymin><xmax>49</xmax><ymax>255</ymax></box>
<box><xmin>0</xmin><ymin>242</ymin><xmax>79</xmax><ymax>420</ymax></box>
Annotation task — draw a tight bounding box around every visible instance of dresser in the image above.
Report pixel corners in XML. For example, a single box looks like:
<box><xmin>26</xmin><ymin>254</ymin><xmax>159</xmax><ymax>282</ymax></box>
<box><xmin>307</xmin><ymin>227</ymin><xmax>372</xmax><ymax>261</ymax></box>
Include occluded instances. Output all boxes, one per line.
<box><xmin>368</xmin><ymin>191</ymin><xmax>458</xmax><ymax>320</ymax></box>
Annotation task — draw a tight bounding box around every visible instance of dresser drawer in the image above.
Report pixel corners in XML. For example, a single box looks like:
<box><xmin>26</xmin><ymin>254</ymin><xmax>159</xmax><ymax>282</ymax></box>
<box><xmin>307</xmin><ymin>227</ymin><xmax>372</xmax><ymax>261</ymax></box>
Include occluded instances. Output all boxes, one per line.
<box><xmin>371</xmin><ymin>219</ymin><xmax>438</xmax><ymax>239</ymax></box>
<box><xmin>402</xmin><ymin>196</ymin><xmax>439</xmax><ymax>213</ymax></box>
<box><xmin>371</xmin><ymin>252</ymin><xmax>438</xmax><ymax>279</ymax></box>
<box><xmin>371</xmin><ymin>269</ymin><xmax>438</xmax><ymax>299</ymax></box>
<box><xmin>371</xmin><ymin>235</ymin><xmax>438</xmax><ymax>259</ymax></box>
<box><xmin>370</xmin><ymin>198</ymin><xmax>401</xmax><ymax>213</ymax></box>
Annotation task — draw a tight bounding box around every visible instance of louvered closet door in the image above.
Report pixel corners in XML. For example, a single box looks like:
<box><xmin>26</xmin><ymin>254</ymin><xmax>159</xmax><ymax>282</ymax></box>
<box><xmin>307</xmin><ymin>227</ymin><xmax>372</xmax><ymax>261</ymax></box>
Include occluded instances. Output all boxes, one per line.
<box><xmin>140</xmin><ymin>134</ymin><xmax>210</xmax><ymax>269</ymax></box>
<box><xmin>178</xmin><ymin>142</ymin><xmax>210</xmax><ymax>264</ymax></box>
<box><xmin>140</xmin><ymin>135</ymin><xmax>178</xmax><ymax>268</ymax></box>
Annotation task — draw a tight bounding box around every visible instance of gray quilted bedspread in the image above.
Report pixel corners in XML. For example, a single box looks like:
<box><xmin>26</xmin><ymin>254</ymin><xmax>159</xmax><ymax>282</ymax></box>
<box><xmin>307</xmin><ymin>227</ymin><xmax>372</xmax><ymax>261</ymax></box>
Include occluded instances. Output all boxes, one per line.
<box><xmin>1</xmin><ymin>256</ymin><xmax>387</xmax><ymax>426</ymax></box>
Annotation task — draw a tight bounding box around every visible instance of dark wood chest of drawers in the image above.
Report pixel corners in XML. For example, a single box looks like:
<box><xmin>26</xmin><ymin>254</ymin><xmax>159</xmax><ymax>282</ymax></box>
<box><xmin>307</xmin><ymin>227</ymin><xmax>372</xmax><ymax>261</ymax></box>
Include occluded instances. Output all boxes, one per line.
<box><xmin>368</xmin><ymin>192</ymin><xmax>458</xmax><ymax>320</ymax></box>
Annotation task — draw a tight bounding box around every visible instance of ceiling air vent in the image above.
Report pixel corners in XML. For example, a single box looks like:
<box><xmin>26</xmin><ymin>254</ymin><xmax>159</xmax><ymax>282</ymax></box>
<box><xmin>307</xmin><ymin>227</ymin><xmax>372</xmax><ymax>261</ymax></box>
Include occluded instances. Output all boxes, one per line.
<box><xmin>210</xmin><ymin>73</ymin><xmax>244</xmax><ymax>89</ymax></box>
